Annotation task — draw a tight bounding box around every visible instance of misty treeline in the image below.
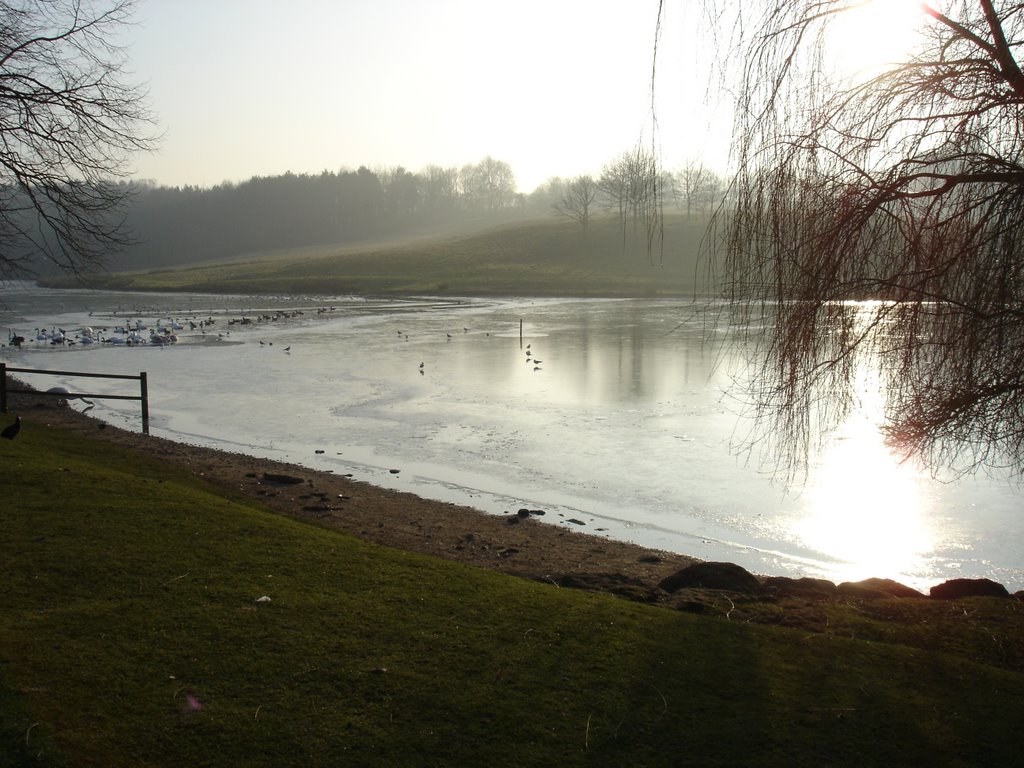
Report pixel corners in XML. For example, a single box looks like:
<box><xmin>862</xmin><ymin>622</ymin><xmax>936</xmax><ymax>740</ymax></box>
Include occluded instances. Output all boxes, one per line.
<box><xmin>544</xmin><ymin>151</ymin><xmax>725</xmax><ymax>243</ymax></box>
<box><xmin>23</xmin><ymin>150</ymin><xmax>723</xmax><ymax>276</ymax></box>
<box><xmin>100</xmin><ymin>156</ymin><xmax>522</xmax><ymax>273</ymax></box>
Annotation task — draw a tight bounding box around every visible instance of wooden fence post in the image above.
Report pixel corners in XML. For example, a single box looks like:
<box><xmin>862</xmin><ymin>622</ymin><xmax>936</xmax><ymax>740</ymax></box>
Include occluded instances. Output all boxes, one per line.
<box><xmin>140</xmin><ymin>371</ymin><xmax>149</xmax><ymax>435</ymax></box>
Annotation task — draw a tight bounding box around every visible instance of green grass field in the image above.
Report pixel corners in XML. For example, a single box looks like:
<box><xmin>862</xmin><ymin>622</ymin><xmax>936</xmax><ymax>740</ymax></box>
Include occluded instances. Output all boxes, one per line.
<box><xmin>3</xmin><ymin>417</ymin><xmax>1024</xmax><ymax>766</ymax></box>
<box><xmin>62</xmin><ymin>214</ymin><xmax>715</xmax><ymax>297</ymax></box>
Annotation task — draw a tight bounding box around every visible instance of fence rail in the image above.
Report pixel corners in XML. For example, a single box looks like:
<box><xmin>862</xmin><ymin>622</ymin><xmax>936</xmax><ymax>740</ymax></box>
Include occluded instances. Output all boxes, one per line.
<box><xmin>0</xmin><ymin>363</ymin><xmax>150</xmax><ymax>434</ymax></box>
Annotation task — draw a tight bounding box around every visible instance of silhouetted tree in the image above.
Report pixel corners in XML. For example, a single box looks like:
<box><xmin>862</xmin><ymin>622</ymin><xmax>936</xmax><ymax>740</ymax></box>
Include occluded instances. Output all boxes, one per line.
<box><xmin>0</xmin><ymin>0</ymin><xmax>155</xmax><ymax>278</ymax></box>
<box><xmin>552</xmin><ymin>174</ymin><xmax>597</xmax><ymax>238</ymax></box>
<box><xmin>676</xmin><ymin>160</ymin><xmax>715</xmax><ymax>217</ymax></box>
<box><xmin>598</xmin><ymin>153</ymin><xmax>632</xmax><ymax>252</ymax></box>
<box><xmin>633</xmin><ymin>148</ymin><xmax>665</xmax><ymax>264</ymax></box>
<box><xmin>697</xmin><ymin>0</ymin><xmax>1024</xmax><ymax>476</ymax></box>
<box><xmin>599</xmin><ymin>146</ymin><xmax>662</xmax><ymax>258</ymax></box>
<box><xmin>460</xmin><ymin>156</ymin><xmax>516</xmax><ymax>211</ymax></box>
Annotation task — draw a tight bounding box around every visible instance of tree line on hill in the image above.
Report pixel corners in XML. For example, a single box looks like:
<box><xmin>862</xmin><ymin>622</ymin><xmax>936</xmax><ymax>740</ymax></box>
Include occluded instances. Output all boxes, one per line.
<box><xmin>99</xmin><ymin>152</ymin><xmax>724</xmax><ymax>274</ymax></box>
<box><xmin>20</xmin><ymin>152</ymin><xmax>725</xmax><ymax>277</ymax></box>
<box><xmin>114</xmin><ymin>157</ymin><xmax>525</xmax><ymax>272</ymax></box>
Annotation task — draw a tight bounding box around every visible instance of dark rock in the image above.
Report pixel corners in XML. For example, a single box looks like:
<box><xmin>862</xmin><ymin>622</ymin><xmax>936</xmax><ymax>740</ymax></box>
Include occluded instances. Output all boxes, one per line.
<box><xmin>837</xmin><ymin>578</ymin><xmax>925</xmax><ymax>600</ymax></box>
<box><xmin>566</xmin><ymin>518</ymin><xmax>586</xmax><ymax>526</ymax></box>
<box><xmin>930</xmin><ymin>578</ymin><xmax>1010</xmax><ymax>600</ymax></box>
<box><xmin>550</xmin><ymin>573</ymin><xmax>661</xmax><ymax>603</ymax></box>
<box><xmin>529</xmin><ymin>509</ymin><xmax>546</xmax><ymax>516</ymax></box>
<box><xmin>638</xmin><ymin>555</ymin><xmax>664</xmax><ymax>564</ymax></box>
<box><xmin>659</xmin><ymin>562</ymin><xmax>761</xmax><ymax>595</ymax></box>
<box><xmin>517</xmin><ymin>509</ymin><xmax>530</xmax><ymax>518</ymax></box>
<box><xmin>763</xmin><ymin>576</ymin><xmax>837</xmax><ymax>599</ymax></box>
<box><xmin>262</xmin><ymin>472</ymin><xmax>304</xmax><ymax>486</ymax></box>
<box><xmin>389</xmin><ymin>468</ymin><xmax>400</xmax><ymax>474</ymax></box>
<box><xmin>314</xmin><ymin>449</ymin><xmax>325</xmax><ymax>454</ymax></box>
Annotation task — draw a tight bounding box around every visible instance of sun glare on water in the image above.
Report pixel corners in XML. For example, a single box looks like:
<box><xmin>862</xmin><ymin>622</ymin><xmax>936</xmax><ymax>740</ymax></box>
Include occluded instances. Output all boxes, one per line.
<box><xmin>792</xmin><ymin>323</ymin><xmax>938</xmax><ymax>586</ymax></box>
<box><xmin>796</xmin><ymin>413</ymin><xmax>937</xmax><ymax>585</ymax></box>
<box><xmin>827</xmin><ymin>0</ymin><xmax>931</xmax><ymax>80</ymax></box>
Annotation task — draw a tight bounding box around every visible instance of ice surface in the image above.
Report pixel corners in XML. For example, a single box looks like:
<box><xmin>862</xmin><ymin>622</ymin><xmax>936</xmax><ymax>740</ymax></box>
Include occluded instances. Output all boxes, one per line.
<box><xmin>3</xmin><ymin>282</ymin><xmax>1021</xmax><ymax>591</ymax></box>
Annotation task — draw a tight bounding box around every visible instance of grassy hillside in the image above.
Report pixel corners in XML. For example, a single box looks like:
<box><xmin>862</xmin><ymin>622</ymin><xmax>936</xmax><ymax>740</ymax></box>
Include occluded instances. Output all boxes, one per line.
<box><xmin>61</xmin><ymin>214</ymin><xmax>715</xmax><ymax>297</ymax></box>
<box><xmin>2</xmin><ymin>418</ymin><xmax>1024</xmax><ymax>766</ymax></box>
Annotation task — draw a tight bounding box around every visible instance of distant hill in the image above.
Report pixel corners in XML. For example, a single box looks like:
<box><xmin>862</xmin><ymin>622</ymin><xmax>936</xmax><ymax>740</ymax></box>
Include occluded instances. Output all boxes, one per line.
<box><xmin>58</xmin><ymin>213</ymin><xmax>719</xmax><ymax>297</ymax></box>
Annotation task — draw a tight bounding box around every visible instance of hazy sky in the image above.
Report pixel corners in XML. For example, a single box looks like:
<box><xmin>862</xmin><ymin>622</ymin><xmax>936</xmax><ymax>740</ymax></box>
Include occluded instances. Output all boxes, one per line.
<box><xmin>123</xmin><ymin>0</ymin><xmax>727</xmax><ymax>192</ymax></box>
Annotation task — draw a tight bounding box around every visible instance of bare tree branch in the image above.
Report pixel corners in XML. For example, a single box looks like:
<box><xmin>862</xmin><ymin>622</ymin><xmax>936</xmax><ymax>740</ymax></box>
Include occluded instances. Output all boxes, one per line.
<box><xmin>552</xmin><ymin>174</ymin><xmax>597</xmax><ymax>238</ymax></box>
<box><xmin>0</xmin><ymin>0</ymin><xmax>156</xmax><ymax>279</ymax></box>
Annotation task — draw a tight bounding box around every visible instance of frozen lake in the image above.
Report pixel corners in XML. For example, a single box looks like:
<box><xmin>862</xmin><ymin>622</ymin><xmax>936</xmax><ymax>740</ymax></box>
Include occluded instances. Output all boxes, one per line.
<box><xmin>3</xmin><ymin>282</ymin><xmax>1022</xmax><ymax>592</ymax></box>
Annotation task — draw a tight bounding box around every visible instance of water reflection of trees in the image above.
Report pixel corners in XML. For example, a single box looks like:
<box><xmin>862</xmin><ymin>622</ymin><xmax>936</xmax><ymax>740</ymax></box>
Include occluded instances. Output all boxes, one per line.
<box><xmin>572</xmin><ymin>307</ymin><xmax>703</xmax><ymax>404</ymax></box>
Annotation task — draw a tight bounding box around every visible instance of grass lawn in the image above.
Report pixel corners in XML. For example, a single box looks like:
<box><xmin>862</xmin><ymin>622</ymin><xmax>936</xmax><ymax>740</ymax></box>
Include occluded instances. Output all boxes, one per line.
<box><xmin>2</xmin><ymin>418</ymin><xmax>1023</xmax><ymax>766</ymax></box>
<box><xmin>58</xmin><ymin>215</ymin><xmax>713</xmax><ymax>297</ymax></box>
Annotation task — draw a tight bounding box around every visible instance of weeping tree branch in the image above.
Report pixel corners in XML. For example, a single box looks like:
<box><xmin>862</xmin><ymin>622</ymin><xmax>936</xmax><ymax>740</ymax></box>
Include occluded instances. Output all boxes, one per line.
<box><xmin>688</xmin><ymin>0</ymin><xmax>1024</xmax><ymax>478</ymax></box>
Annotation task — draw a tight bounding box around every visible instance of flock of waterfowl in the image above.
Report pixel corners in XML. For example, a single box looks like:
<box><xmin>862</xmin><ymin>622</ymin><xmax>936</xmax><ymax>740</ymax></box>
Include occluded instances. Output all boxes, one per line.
<box><xmin>7</xmin><ymin>318</ymin><xmax>198</xmax><ymax>348</ymax></box>
<box><xmin>4</xmin><ymin>306</ymin><xmax>547</xmax><ymax>380</ymax></box>
<box><xmin>3</xmin><ymin>306</ymin><xmax>331</xmax><ymax>351</ymax></box>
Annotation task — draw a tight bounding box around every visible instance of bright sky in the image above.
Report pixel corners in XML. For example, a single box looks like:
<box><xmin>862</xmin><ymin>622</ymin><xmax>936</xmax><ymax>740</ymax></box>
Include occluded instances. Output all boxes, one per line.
<box><xmin>123</xmin><ymin>0</ymin><xmax>728</xmax><ymax>193</ymax></box>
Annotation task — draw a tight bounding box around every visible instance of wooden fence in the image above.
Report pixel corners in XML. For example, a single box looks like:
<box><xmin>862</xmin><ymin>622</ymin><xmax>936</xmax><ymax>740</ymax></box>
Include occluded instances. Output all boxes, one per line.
<box><xmin>0</xmin><ymin>363</ymin><xmax>150</xmax><ymax>435</ymax></box>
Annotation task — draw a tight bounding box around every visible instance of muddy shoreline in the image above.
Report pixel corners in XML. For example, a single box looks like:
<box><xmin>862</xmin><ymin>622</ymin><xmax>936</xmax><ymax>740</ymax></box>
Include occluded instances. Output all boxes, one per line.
<box><xmin>5</xmin><ymin>387</ymin><xmax>701</xmax><ymax>595</ymax></box>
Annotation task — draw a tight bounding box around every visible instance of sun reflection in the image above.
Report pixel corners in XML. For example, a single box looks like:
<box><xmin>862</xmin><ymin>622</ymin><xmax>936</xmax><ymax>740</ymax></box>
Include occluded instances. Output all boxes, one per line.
<box><xmin>793</xmin><ymin>346</ymin><xmax>937</xmax><ymax>586</ymax></box>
